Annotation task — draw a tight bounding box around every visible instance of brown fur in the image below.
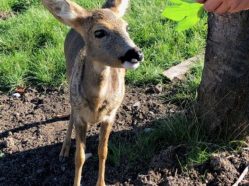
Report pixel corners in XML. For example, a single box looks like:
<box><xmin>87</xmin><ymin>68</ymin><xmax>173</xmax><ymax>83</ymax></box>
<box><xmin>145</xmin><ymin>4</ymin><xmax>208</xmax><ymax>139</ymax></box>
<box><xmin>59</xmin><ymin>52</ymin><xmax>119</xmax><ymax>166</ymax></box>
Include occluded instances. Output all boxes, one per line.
<box><xmin>42</xmin><ymin>0</ymin><xmax>139</xmax><ymax>186</ymax></box>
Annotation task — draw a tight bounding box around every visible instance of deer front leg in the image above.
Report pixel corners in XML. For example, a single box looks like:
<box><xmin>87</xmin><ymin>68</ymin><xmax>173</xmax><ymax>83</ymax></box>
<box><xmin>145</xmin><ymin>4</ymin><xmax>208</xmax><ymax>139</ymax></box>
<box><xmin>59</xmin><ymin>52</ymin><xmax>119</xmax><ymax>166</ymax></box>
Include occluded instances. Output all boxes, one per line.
<box><xmin>59</xmin><ymin>115</ymin><xmax>74</xmax><ymax>161</ymax></box>
<box><xmin>97</xmin><ymin>121</ymin><xmax>113</xmax><ymax>186</ymax></box>
<box><xmin>74</xmin><ymin>121</ymin><xmax>88</xmax><ymax>186</ymax></box>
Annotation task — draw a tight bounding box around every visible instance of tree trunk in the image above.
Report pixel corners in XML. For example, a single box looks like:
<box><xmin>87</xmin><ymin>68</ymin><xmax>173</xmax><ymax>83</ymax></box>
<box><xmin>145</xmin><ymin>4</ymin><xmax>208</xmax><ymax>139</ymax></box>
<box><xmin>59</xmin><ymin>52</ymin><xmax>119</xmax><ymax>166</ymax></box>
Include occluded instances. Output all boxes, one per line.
<box><xmin>197</xmin><ymin>12</ymin><xmax>249</xmax><ymax>139</ymax></box>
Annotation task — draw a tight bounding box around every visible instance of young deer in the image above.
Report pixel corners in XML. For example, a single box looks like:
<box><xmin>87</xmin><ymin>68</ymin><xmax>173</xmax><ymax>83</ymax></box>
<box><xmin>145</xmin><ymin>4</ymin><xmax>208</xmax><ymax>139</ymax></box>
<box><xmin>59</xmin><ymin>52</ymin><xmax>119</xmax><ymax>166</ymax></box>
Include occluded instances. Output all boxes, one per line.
<box><xmin>42</xmin><ymin>0</ymin><xmax>143</xmax><ymax>185</ymax></box>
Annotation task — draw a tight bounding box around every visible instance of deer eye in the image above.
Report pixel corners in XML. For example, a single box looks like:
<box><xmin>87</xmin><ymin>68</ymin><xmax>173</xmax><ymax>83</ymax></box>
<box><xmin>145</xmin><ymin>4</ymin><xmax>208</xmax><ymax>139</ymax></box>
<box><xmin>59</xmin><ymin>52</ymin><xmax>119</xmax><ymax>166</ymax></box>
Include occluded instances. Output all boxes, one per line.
<box><xmin>94</xmin><ymin>30</ymin><xmax>106</xmax><ymax>38</ymax></box>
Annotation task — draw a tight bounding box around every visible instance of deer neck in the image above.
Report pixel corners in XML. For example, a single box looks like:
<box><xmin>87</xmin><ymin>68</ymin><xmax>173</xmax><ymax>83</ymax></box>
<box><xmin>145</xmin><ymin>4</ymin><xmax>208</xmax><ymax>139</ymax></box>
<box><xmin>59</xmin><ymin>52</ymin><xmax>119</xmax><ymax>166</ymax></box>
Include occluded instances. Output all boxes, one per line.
<box><xmin>82</xmin><ymin>56</ymin><xmax>125</xmax><ymax>99</ymax></box>
<box><xmin>84</xmin><ymin>57</ymin><xmax>110</xmax><ymax>87</ymax></box>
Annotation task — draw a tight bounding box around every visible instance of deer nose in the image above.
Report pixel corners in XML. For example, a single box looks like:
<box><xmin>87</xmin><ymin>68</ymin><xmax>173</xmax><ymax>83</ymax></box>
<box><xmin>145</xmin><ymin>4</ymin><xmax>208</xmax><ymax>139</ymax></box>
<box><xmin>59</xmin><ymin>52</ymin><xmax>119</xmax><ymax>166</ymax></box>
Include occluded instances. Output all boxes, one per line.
<box><xmin>133</xmin><ymin>47</ymin><xmax>144</xmax><ymax>61</ymax></box>
<box><xmin>120</xmin><ymin>47</ymin><xmax>144</xmax><ymax>63</ymax></box>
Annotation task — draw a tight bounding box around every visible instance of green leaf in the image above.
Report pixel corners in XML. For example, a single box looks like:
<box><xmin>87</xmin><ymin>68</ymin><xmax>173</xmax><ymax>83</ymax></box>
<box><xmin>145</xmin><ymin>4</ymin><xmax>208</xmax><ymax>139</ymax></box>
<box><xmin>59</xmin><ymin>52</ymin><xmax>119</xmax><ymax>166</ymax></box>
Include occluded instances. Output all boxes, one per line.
<box><xmin>162</xmin><ymin>0</ymin><xmax>204</xmax><ymax>31</ymax></box>
<box><xmin>162</xmin><ymin>5</ymin><xmax>190</xmax><ymax>21</ymax></box>
<box><xmin>176</xmin><ymin>14</ymin><xmax>200</xmax><ymax>31</ymax></box>
<box><xmin>162</xmin><ymin>3</ymin><xmax>202</xmax><ymax>21</ymax></box>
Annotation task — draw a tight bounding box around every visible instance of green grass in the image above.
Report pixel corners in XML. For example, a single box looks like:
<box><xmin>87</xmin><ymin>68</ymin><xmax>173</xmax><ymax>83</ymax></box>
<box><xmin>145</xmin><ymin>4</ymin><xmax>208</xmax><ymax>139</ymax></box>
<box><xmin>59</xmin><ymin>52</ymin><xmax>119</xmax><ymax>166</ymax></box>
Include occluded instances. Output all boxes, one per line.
<box><xmin>108</xmin><ymin>64</ymin><xmax>246</xmax><ymax>169</ymax></box>
<box><xmin>108</xmin><ymin>112</ymin><xmax>246</xmax><ymax>170</ymax></box>
<box><xmin>126</xmin><ymin>1</ymin><xmax>207</xmax><ymax>85</ymax></box>
<box><xmin>1</xmin><ymin>0</ymin><xmax>247</xmax><ymax>176</ymax></box>
<box><xmin>0</xmin><ymin>0</ymin><xmax>207</xmax><ymax>91</ymax></box>
<box><xmin>108</xmin><ymin>114</ymin><xmax>208</xmax><ymax>168</ymax></box>
<box><xmin>163</xmin><ymin>60</ymin><xmax>204</xmax><ymax>107</ymax></box>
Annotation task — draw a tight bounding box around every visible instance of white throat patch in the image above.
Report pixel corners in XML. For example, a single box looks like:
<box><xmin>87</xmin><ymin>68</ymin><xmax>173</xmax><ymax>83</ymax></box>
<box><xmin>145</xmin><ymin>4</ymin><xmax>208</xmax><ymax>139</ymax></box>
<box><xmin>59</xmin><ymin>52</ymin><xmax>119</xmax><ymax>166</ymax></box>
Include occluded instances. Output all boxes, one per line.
<box><xmin>123</xmin><ymin>61</ymin><xmax>140</xmax><ymax>69</ymax></box>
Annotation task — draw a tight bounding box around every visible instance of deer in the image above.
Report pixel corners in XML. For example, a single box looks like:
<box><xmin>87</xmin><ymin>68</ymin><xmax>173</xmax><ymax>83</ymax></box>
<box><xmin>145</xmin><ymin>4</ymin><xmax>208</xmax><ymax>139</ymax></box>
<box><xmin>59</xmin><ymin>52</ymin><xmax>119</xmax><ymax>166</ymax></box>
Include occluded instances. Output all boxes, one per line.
<box><xmin>42</xmin><ymin>0</ymin><xmax>143</xmax><ymax>185</ymax></box>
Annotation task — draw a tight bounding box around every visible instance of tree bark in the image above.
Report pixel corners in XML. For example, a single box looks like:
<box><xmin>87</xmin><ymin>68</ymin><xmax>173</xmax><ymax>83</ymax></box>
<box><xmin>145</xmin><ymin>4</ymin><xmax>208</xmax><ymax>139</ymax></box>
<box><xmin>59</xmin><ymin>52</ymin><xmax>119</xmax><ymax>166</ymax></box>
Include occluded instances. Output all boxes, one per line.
<box><xmin>197</xmin><ymin>12</ymin><xmax>249</xmax><ymax>139</ymax></box>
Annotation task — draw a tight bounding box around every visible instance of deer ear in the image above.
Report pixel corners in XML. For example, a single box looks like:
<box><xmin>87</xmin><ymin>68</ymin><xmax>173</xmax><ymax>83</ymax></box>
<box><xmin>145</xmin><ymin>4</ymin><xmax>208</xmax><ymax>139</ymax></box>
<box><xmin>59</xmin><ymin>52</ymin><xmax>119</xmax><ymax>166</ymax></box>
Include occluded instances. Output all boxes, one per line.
<box><xmin>42</xmin><ymin>0</ymin><xmax>89</xmax><ymax>28</ymax></box>
<box><xmin>103</xmin><ymin>0</ymin><xmax>129</xmax><ymax>17</ymax></box>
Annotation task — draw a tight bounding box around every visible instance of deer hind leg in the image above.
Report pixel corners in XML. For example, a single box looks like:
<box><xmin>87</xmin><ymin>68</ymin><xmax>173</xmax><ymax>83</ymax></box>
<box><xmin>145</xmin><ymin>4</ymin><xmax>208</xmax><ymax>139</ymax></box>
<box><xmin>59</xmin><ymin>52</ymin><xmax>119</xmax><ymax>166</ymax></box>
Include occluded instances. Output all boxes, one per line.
<box><xmin>74</xmin><ymin>120</ymin><xmax>87</xmax><ymax>186</ymax></box>
<box><xmin>59</xmin><ymin>115</ymin><xmax>74</xmax><ymax>161</ymax></box>
<box><xmin>97</xmin><ymin>121</ymin><xmax>113</xmax><ymax>186</ymax></box>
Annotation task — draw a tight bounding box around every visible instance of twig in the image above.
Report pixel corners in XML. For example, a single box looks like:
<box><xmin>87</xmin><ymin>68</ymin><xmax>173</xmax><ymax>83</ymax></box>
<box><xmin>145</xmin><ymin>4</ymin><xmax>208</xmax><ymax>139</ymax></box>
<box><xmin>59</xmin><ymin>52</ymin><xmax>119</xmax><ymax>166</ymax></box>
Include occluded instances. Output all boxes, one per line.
<box><xmin>233</xmin><ymin>165</ymin><xmax>249</xmax><ymax>186</ymax></box>
<box><xmin>55</xmin><ymin>114</ymin><xmax>70</xmax><ymax>119</ymax></box>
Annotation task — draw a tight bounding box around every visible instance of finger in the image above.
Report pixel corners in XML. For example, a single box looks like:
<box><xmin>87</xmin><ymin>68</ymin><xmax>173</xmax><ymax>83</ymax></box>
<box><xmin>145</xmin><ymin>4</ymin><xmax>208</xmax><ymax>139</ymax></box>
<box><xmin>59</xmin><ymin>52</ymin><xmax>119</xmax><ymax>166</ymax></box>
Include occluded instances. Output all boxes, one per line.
<box><xmin>229</xmin><ymin>8</ymin><xmax>240</xmax><ymax>13</ymax></box>
<box><xmin>229</xmin><ymin>4</ymin><xmax>244</xmax><ymax>13</ymax></box>
<box><xmin>214</xmin><ymin>2</ymin><xmax>230</xmax><ymax>14</ymax></box>
<box><xmin>227</xmin><ymin>0</ymin><xmax>242</xmax><ymax>13</ymax></box>
<box><xmin>229</xmin><ymin>7</ymin><xmax>244</xmax><ymax>13</ymax></box>
<box><xmin>204</xmin><ymin>0</ymin><xmax>222</xmax><ymax>12</ymax></box>
<box><xmin>229</xmin><ymin>0</ymin><xmax>249</xmax><ymax>13</ymax></box>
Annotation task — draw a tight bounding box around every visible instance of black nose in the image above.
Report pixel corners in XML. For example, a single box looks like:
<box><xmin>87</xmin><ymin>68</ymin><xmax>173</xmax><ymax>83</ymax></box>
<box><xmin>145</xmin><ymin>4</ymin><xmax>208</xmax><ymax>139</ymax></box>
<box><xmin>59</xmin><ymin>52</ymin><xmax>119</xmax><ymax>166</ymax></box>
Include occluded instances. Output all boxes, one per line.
<box><xmin>119</xmin><ymin>47</ymin><xmax>144</xmax><ymax>63</ymax></box>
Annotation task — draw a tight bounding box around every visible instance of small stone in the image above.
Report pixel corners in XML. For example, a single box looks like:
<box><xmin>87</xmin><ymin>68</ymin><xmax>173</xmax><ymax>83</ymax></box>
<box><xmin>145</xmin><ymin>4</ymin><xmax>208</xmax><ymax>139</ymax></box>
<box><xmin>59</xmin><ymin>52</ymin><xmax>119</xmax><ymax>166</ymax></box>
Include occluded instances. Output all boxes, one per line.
<box><xmin>206</xmin><ymin>173</ymin><xmax>214</xmax><ymax>183</ymax></box>
<box><xmin>169</xmin><ymin>109</ymin><xmax>175</xmax><ymax>113</ymax></box>
<box><xmin>13</xmin><ymin>113</ymin><xmax>20</xmax><ymax>117</ymax></box>
<box><xmin>154</xmin><ymin>84</ymin><xmax>163</xmax><ymax>94</ymax></box>
<box><xmin>144</xmin><ymin>128</ymin><xmax>154</xmax><ymax>133</ymax></box>
<box><xmin>36</xmin><ymin>169</ymin><xmax>44</xmax><ymax>174</ymax></box>
<box><xmin>12</xmin><ymin>93</ymin><xmax>21</xmax><ymax>98</ymax></box>
<box><xmin>149</xmin><ymin>111</ymin><xmax>155</xmax><ymax>116</ymax></box>
<box><xmin>133</xmin><ymin>101</ymin><xmax>141</xmax><ymax>109</ymax></box>
<box><xmin>6</xmin><ymin>137</ymin><xmax>15</xmax><ymax>149</ymax></box>
<box><xmin>138</xmin><ymin>113</ymin><xmax>143</xmax><ymax>119</ymax></box>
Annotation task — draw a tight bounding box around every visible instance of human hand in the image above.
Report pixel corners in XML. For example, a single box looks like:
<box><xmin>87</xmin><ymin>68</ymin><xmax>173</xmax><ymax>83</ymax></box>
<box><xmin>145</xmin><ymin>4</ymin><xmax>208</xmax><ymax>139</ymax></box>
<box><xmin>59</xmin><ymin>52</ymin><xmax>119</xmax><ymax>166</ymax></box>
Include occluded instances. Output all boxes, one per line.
<box><xmin>196</xmin><ymin>0</ymin><xmax>249</xmax><ymax>14</ymax></box>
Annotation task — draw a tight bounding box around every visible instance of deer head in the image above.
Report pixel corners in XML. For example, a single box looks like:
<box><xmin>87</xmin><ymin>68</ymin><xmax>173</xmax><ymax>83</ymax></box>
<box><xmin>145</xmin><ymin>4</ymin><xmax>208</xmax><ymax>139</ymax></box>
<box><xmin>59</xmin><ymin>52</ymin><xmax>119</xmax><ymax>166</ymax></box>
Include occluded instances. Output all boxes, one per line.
<box><xmin>42</xmin><ymin>0</ymin><xmax>144</xmax><ymax>69</ymax></box>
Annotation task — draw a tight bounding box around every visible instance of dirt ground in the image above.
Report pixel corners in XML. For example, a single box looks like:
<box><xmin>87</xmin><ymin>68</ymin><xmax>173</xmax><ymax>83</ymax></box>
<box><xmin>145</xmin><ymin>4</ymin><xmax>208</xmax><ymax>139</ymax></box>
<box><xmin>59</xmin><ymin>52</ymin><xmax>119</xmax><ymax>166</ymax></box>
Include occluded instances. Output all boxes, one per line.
<box><xmin>0</xmin><ymin>86</ymin><xmax>248</xmax><ymax>186</ymax></box>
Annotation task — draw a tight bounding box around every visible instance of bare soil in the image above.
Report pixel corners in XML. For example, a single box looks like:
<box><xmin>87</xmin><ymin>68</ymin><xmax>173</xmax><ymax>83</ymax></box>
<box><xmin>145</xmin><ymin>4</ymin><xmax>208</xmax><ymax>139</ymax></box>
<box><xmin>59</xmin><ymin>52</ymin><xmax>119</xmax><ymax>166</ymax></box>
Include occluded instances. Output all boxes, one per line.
<box><xmin>0</xmin><ymin>86</ymin><xmax>248</xmax><ymax>186</ymax></box>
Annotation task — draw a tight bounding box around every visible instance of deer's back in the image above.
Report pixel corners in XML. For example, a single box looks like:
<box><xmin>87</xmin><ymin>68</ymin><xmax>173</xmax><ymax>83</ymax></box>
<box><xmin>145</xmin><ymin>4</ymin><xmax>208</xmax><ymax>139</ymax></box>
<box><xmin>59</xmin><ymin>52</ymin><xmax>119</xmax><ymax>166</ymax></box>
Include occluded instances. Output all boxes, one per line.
<box><xmin>64</xmin><ymin>29</ymin><xmax>85</xmax><ymax>80</ymax></box>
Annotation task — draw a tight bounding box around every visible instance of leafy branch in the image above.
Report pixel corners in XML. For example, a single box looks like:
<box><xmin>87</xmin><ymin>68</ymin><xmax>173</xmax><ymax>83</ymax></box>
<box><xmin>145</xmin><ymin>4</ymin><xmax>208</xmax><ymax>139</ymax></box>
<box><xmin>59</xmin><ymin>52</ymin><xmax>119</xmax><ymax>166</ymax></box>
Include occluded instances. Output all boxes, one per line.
<box><xmin>162</xmin><ymin>0</ymin><xmax>205</xmax><ymax>31</ymax></box>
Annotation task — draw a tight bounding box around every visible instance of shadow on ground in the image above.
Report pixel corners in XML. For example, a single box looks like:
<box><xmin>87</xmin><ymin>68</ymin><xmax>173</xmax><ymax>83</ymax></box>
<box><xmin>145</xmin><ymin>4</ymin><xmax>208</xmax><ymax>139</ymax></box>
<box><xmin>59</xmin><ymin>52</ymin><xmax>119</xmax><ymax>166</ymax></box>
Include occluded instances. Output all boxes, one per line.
<box><xmin>1</xmin><ymin>87</ymin><xmax>248</xmax><ymax>185</ymax></box>
<box><xmin>0</xmin><ymin>118</ymin><xmax>171</xmax><ymax>186</ymax></box>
